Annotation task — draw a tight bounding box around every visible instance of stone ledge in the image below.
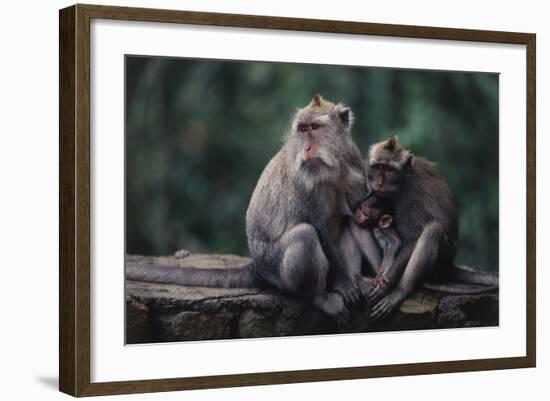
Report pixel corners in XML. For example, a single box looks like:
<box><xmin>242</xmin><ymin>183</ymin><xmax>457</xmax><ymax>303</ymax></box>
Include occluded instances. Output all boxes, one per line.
<box><xmin>125</xmin><ymin>254</ymin><xmax>499</xmax><ymax>344</ymax></box>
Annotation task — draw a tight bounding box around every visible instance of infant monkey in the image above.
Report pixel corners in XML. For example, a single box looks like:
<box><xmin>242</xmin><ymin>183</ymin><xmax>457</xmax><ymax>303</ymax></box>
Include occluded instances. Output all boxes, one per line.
<box><xmin>353</xmin><ymin>195</ymin><xmax>402</xmax><ymax>302</ymax></box>
<box><xmin>353</xmin><ymin>195</ymin><xmax>394</xmax><ymax>231</ymax></box>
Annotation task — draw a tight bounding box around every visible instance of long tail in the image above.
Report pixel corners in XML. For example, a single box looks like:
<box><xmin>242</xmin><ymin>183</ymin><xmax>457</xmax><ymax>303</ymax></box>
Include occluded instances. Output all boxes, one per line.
<box><xmin>422</xmin><ymin>282</ymin><xmax>498</xmax><ymax>294</ymax></box>
<box><xmin>422</xmin><ymin>264</ymin><xmax>498</xmax><ymax>295</ymax></box>
<box><xmin>126</xmin><ymin>262</ymin><xmax>258</xmax><ymax>288</ymax></box>
<box><xmin>450</xmin><ymin>264</ymin><xmax>499</xmax><ymax>286</ymax></box>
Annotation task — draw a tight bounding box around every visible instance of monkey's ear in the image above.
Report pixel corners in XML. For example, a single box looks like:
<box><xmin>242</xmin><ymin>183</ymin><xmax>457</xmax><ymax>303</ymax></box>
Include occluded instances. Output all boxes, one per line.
<box><xmin>379</xmin><ymin>215</ymin><xmax>393</xmax><ymax>229</ymax></box>
<box><xmin>401</xmin><ymin>152</ymin><xmax>414</xmax><ymax>171</ymax></box>
<box><xmin>337</xmin><ymin>106</ymin><xmax>353</xmax><ymax>128</ymax></box>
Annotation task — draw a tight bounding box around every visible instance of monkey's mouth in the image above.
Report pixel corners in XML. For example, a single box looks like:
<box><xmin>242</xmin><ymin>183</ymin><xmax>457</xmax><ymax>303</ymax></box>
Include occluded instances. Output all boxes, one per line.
<box><xmin>372</xmin><ymin>188</ymin><xmax>395</xmax><ymax>198</ymax></box>
<box><xmin>305</xmin><ymin>157</ymin><xmax>322</xmax><ymax>167</ymax></box>
<box><xmin>353</xmin><ymin>209</ymin><xmax>368</xmax><ymax>225</ymax></box>
<box><xmin>302</xmin><ymin>157</ymin><xmax>328</xmax><ymax>169</ymax></box>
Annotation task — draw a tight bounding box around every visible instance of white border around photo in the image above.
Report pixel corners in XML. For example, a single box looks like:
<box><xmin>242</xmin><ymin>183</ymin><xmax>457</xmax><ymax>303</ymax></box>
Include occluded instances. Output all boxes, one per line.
<box><xmin>90</xmin><ymin>19</ymin><xmax>526</xmax><ymax>383</ymax></box>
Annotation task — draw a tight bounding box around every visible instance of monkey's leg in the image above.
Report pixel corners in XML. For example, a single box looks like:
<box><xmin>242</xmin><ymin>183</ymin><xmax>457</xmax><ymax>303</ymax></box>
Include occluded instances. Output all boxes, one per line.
<box><xmin>338</xmin><ymin>224</ymin><xmax>375</xmax><ymax>307</ymax></box>
<box><xmin>368</xmin><ymin>227</ymin><xmax>402</xmax><ymax>304</ymax></box>
<box><xmin>371</xmin><ymin>222</ymin><xmax>443</xmax><ymax>321</ymax></box>
<box><xmin>339</xmin><ymin>225</ymin><xmax>363</xmax><ymax>278</ymax></box>
<box><xmin>345</xmin><ymin>223</ymin><xmax>389</xmax><ymax>303</ymax></box>
<box><xmin>279</xmin><ymin>223</ymin><xmax>350</xmax><ymax>326</ymax></box>
<box><xmin>349</xmin><ymin>223</ymin><xmax>382</xmax><ymax>274</ymax></box>
<box><xmin>316</xmin><ymin>223</ymin><xmax>362</xmax><ymax>306</ymax></box>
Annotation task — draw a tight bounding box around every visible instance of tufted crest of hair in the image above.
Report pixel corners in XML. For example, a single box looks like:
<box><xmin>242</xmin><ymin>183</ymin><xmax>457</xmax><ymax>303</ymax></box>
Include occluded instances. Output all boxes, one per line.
<box><xmin>368</xmin><ymin>134</ymin><xmax>413</xmax><ymax>170</ymax></box>
<box><xmin>308</xmin><ymin>94</ymin><xmax>335</xmax><ymax>113</ymax></box>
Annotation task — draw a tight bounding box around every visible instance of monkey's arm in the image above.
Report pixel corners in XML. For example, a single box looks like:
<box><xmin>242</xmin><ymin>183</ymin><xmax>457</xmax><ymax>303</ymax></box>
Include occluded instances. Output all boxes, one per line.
<box><xmin>368</xmin><ymin>232</ymin><xmax>413</xmax><ymax>304</ymax></box>
<box><xmin>371</xmin><ymin>222</ymin><xmax>445</xmax><ymax>320</ymax></box>
<box><xmin>316</xmin><ymin>225</ymin><xmax>362</xmax><ymax>306</ymax></box>
<box><xmin>374</xmin><ymin>227</ymin><xmax>403</xmax><ymax>285</ymax></box>
<box><xmin>349</xmin><ymin>223</ymin><xmax>382</xmax><ymax>273</ymax></box>
<box><xmin>346</xmin><ymin>164</ymin><xmax>369</xmax><ymax>210</ymax></box>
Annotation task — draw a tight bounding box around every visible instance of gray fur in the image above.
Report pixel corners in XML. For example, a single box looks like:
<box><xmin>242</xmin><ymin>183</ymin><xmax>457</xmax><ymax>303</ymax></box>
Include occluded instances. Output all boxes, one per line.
<box><xmin>246</xmin><ymin>96</ymin><xmax>368</xmax><ymax>321</ymax></box>
<box><xmin>423</xmin><ymin>282</ymin><xmax>498</xmax><ymax>294</ymax></box>
<box><xmin>126</xmin><ymin>263</ymin><xmax>257</xmax><ymax>288</ymax></box>
<box><xmin>126</xmin><ymin>96</ymin><xmax>369</xmax><ymax>324</ymax></box>
<box><xmin>366</xmin><ymin>136</ymin><xmax>498</xmax><ymax>321</ymax></box>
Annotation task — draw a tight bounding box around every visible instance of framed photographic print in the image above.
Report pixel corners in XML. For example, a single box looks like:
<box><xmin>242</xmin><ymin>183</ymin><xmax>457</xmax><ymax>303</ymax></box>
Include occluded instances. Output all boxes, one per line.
<box><xmin>59</xmin><ymin>3</ymin><xmax>536</xmax><ymax>397</ymax></box>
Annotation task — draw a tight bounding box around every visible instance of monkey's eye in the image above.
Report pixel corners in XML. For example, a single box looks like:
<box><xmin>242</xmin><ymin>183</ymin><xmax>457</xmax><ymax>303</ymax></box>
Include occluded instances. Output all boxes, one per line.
<box><xmin>378</xmin><ymin>164</ymin><xmax>392</xmax><ymax>172</ymax></box>
<box><xmin>311</xmin><ymin>123</ymin><xmax>320</xmax><ymax>130</ymax></box>
<box><xmin>298</xmin><ymin>124</ymin><xmax>309</xmax><ymax>132</ymax></box>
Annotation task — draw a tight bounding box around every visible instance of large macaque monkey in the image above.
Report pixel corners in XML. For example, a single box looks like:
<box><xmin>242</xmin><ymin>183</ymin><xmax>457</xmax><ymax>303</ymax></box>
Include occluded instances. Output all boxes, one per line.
<box><xmin>127</xmin><ymin>95</ymin><xmax>370</xmax><ymax>325</ymax></box>
<box><xmin>364</xmin><ymin>135</ymin><xmax>498</xmax><ymax>320</ymax></box>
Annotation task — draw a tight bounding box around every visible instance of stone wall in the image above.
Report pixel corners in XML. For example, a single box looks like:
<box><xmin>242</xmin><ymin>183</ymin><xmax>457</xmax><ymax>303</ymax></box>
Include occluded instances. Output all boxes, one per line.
<box><xmin>125</xmin><ymin>254</ymin><xmax>499</xmax><ymax>344</ymax></box>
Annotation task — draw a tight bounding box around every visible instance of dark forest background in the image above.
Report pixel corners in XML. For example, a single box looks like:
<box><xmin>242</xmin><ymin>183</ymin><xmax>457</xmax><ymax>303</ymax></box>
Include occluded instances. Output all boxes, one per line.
<box><xmin>125</xmin><ymin>56</ymin><xmax>499</xmax><ymax>271</ymax></box>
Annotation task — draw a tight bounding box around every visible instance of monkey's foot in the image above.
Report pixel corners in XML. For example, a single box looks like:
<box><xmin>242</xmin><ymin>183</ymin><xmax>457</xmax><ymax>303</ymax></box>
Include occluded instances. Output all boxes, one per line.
<box><xmin>314</xmin><ymin>293</ymin><xmax>350</xmax><ymax>327</ymax></box>
<box><xmin>371</xmin><ymin>290</ymin><xmax>405</xmax><ymax>321</ymax></box>
<box><xmin>355</xmin><ymin>276</ymin><xmax>376</xmax><ymax>303</ymax></box>
<box><xmin>334</xmin><ymin>280</ymin><xmax>363</xmax><ymax>306</ymax></box>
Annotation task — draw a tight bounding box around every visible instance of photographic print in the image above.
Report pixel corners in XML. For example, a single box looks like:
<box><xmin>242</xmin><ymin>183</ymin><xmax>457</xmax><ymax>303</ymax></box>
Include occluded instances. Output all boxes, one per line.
<box><xmin>124</xmin><ymin>56</ymin><xmax>499</xmax><ymax>344</ymax></box>
<box><xmin>60</xmin><ymin>5</ymin><xmax>535</xmax><ymax>395</ymax></box>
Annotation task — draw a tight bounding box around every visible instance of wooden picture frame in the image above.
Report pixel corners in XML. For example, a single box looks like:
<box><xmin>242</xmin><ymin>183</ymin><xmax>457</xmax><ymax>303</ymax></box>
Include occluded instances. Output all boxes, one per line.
<box><xmin>59</xmin><ymin>3</ymin><xmax>536</xmax><ymax>397</ymax></box>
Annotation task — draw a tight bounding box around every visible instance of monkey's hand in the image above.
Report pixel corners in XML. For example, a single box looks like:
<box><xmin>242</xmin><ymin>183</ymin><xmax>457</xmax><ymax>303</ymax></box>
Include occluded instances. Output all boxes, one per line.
<box><xmin>371</xmin><ymin>290</ymin><xmax>405</xmax><ymax>321</ymax></box>
<box><xmin>368</xmin><ymin>274</ymin><xmax>391</xmax><ymax>304</ymax></box>
<box><xmin>353</xmin><ymin>275</ymin><xmax>373</xmax><ymax>300</ymax></box>
<box><xmin>334</xmin><ymin>279</ymin><xmax>363</xmax><ymax>306</ymax></box>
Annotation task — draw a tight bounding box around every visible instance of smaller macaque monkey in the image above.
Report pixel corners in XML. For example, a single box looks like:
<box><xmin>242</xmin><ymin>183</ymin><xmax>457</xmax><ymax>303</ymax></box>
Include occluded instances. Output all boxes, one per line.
<box><xmin>364</xmin><ymin>135</ymin><xmax>498</xmax><ymax>320</ymax></box>
<box><xmin>352</xmin><ymin>194</ymin><xmax>402</xmax><ymax>302</ymax></box>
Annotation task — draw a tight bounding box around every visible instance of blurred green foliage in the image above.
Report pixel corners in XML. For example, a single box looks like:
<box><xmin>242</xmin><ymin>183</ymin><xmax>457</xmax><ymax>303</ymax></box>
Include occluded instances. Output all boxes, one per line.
<box><xmin>126</xmin><ymin>56</ymin><xmax>498</xmax><ymax>271</ymax></box>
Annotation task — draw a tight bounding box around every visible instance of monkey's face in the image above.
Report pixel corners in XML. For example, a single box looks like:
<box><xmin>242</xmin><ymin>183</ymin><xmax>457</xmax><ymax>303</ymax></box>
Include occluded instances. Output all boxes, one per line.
<box><xmin>353</xmin><ymin>196</ymin><xmax>392</xmax><ymax>228</ymax></box>
<box><xmin>289</xmin><ymin>95</ymin><xmax>355</xmax><ymax>185</ymax></box>
<box><xmin>367</xmin><ymin>135</ymin><xmax>413</xmax><ymax>197</ymax></box>
<box><xmin>353</xmin><ymin>205</ymin><xmax>382</xmax><ymax>227</ymax></box>
<box><xmin>367</xmin><ymin>163</ymin><xmax>403</xmax><ymax>197</ymax></box>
